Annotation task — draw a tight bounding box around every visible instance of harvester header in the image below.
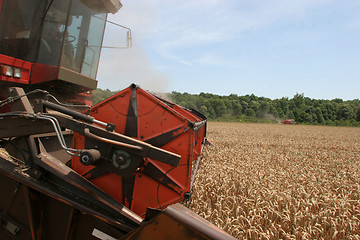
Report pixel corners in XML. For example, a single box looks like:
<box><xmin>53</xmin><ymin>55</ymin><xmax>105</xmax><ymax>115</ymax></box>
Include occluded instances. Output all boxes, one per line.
<box><xmin>0</xmin><ymin>0</ymin><xmax>236</xmax><ymax>239</ymax></box>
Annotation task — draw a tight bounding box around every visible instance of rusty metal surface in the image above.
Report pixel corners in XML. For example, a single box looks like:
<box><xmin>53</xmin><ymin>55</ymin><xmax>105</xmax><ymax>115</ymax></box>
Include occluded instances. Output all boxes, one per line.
<box><xmin>2</xmin><ymin>87</ymin><xmax>34</xmax><ymax>113</ymax></box>
<box><xmin>35</xmin><ymin>140</ymin><xmax>144</xmax><ymax>225</ymax></box>
<box><xmin>121</xmin><ymin>212</ymin><xmax>208</xmax><ymax>240</ymax></box>
<box><xmin>0</xmin><ymin>155</ymin><xmax>138</xmax><ymax>235</ymax></box>
<box><xmin>164</xmin><ymin>204</ymin><xmax>237</xmax><ymax>240</ymax></box>
<box><xmin>0</xmin><ymin>167</ymin><xmax>130</xmax><ymax>239</ymax></box>
<box><xmin>0</xmin><ymin>116</ymin><xmax>53</xmax><ymax>139</ymax></box>
<box><xmin>122</xmin><ymin>203</ymin><xmax>237</xmax><ymax>240</ymax></box>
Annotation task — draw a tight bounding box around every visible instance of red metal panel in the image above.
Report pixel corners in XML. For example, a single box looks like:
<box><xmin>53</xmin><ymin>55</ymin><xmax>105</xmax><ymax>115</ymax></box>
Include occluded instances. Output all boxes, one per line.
<box><xmin>30</xmin><ymin>63</ymin><xmax>59</xmax><ymax>85</ymax></box>
<box><xmin>0</xmin><ymin>54</ymin><xmax>31</xmax><ymax>84</ymax></box>
<box><xmin>72</xmin><ymin>84</ymin><xmax>207</xmax><ymax>217</ymax></box>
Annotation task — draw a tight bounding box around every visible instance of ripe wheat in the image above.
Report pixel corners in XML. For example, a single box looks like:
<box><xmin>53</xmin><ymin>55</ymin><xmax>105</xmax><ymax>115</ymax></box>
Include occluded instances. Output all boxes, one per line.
<box><xmin>188</xmin><ymin>122</ymin><xmax>360</xmax><ymax>239</ymax></box>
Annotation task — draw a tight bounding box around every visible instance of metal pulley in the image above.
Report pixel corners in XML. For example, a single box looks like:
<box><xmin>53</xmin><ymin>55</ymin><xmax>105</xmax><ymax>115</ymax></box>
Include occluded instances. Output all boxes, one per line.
<box><xmin>111</xmin><ymin>150</ymin><xmax>131</xmax><ymax>169</ymax></box>
<box><xmin>80</xmin><ymin>149</ymin><xmax>101</xmax><ymax>165</ymax></box>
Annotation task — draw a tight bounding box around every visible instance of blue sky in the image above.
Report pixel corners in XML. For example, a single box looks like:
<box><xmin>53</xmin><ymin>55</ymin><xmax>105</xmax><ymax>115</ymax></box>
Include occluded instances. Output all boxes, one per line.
<box><xmin>97</xmin><ymin>0</ymin><xmax>360</xmax><ymax>100</ymax></box>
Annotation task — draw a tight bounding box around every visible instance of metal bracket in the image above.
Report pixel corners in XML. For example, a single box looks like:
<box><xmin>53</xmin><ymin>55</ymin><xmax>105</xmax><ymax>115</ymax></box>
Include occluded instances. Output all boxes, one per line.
<box><xmin>0</xmin><ymin>217</ymin><xmax>20</xmax><ymax>235</ymax></box>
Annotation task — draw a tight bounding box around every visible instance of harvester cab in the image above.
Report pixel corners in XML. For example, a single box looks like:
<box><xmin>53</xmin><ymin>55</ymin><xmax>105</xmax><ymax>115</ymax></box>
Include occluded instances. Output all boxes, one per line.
<box><xmin>0</xmin><ymin>0</ymin><xmax>122</xmax><ymax>104</ymax></box>
<box><xmin>0</xmin><ymin>1</ymin><xmax>236</xmax><ymax>239</ymax></box>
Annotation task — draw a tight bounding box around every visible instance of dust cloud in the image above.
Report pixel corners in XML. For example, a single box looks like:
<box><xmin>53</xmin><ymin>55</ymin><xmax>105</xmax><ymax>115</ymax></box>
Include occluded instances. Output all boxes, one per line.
<box><xmin>97</xmin><ymin>45</ymin><xmax>170</xmax><ymax>93</ymax></box>
<box><xmin>264</xmin><ymin>113</ymin><xmax>281</xmax><ymax>123</ymax></box>
<box><xmin>96</xmin><ymin>1</ymin><xmax>170</xmax><ymax>94</ymax></box>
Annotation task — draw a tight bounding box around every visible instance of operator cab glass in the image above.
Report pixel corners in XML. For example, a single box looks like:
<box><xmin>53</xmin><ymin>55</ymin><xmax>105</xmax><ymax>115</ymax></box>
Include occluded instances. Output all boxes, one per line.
<box><xmin>0</xmin><ymin>0</ymin><xmax>107</xmax><ymax>79</ymax></box>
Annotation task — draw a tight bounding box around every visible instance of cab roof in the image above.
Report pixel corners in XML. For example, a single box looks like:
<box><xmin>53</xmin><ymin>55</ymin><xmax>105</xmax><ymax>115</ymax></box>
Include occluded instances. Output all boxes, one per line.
<box><xmin>83</xmin><ymin>0</ymin><xmax>122</xmax><ymax>14</ymax></box>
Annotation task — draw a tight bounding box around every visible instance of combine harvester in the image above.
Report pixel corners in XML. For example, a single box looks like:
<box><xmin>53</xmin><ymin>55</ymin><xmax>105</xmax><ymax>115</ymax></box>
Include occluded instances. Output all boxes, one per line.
<box><xmin>0</xmin><ymin>0</ymin><xmax>235</xmax><ymax>239</ymax></box>
<box><xmin>281</xmin><ymin>118</ymin><xmax>298</xmax><ymax>125</ymax></box>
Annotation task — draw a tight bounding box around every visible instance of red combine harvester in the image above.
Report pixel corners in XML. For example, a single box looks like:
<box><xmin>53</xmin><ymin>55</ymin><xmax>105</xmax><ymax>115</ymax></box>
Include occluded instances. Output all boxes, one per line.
<box><xmin>281</xmin><ymin>118</ymin><xmax>298</xmax><ymax>125</ymax></box>
<box><xmin>0</xmin><ymin>0</ymin><xmax>235</xmax><ymax>239</ymax></box>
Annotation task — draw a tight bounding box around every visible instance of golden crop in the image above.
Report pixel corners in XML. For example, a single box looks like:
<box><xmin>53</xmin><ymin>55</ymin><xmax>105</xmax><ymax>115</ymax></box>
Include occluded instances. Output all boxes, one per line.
<box><xmin>188</xmin><ymin>122</ymin><xmax>360</xmax><ymax>239</ymax></box>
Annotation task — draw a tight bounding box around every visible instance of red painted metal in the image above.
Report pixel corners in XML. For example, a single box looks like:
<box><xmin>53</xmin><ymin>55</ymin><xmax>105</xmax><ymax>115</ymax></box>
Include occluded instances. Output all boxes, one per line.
<box><xmin>72</xmin><ymin>84</ymin><xmax>207</xmax><ymax>217</ymax></box>
<box><xmin>281</xmin><ymin>118</ymin><xmax>298</xmax><ymax>125</ymax></box>
<box><xmin>0</xmin><ymin>54</ymin><xmax>31</xmax><ymax>84</ymax></box>
<box><xmin>30</xmin><ymin>63</ymin><xmax>60</xmax><ymax>85</ymax></box>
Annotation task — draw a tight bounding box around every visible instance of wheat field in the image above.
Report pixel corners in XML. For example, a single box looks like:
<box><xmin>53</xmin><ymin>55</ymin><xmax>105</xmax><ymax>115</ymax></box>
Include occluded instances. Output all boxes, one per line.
<box><xmin>188</xmin><ymin>122</ymin><xmax>360</xmax><ymax>239</ymax></box>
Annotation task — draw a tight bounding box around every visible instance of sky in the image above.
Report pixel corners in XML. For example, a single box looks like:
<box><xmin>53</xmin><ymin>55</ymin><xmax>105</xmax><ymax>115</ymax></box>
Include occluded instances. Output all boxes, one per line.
<box><xmin>96</xmin><ymin>0</ymin><xmax>360</xmax><ymax>100</ymax></box>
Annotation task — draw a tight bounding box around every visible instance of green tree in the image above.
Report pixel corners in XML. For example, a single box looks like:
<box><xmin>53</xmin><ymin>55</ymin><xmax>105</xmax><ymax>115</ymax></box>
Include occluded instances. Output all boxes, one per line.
<box><xmin>315</xmin><ymin>107</ymin><xmax>325</xmax><ymax>124</ymax></box>
<box><xmin>209</xmin><ymin>99</ymin><xmax>226</xmax><ymax>118</ymax></box>
<box><xmin>199</xmin><ymin>105</ymin><xmax>208</xmax><ymax>116</ymax></box>
<box><xmin>337</xmin><ymin>103</ymin><xmax>356</xmax><ymax>120</ymax></box>
<box><xmin>231</xmin><ymin>100</ymin><xmax>242</xmax><ymax>116</ymax></box>
<box><xmin>92</xmin><ymin>88</ymin><xmax>118</xmax><ymax>105</ymax></box>
<box><xmin>245</xmin><ymin>108</ymin><xmax>256</xmax><ymax>117</ymax></box>
<box><xmin>303</xmin><ymin>113</ymin><xmax>313</xmax><ymax>123</ymax></box>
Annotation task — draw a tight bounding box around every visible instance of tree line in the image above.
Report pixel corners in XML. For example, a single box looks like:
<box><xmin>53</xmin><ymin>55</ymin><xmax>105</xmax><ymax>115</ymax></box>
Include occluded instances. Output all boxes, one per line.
<box><xmin>92</xmin><ymin>89</ymin><xmax>360</xmax><ymax>127</ymax></box>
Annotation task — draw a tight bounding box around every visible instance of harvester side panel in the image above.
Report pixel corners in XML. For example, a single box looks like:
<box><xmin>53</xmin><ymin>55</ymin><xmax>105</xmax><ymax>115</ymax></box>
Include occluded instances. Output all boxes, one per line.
<box><xmin>72</xmin><ymin>84</ymin><xmax>207</xmax><ymax>217</ymax></box>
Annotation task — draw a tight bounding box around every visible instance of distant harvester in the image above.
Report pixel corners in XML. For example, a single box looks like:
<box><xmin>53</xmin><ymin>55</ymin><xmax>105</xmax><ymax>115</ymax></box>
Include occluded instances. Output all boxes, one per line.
<box><xmin>281</xmin><ymin>118</ymin><xmax>298</xmax><ymax>125</ymax></box>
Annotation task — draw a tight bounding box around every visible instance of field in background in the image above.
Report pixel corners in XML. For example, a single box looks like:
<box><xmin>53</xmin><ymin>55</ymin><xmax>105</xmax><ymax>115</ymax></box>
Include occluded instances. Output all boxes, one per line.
<box><xmin>188</xmin><ymin>122</ymin><xmax>360</xmax><ymax>239</ymax></box>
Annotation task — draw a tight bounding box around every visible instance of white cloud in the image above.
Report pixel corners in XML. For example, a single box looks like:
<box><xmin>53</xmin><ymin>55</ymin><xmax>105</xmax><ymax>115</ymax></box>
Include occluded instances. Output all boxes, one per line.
<box><xmin>194</xmin><ymin>52</ymin><xmax>245</xmax><ymax>69</ymax></box>
<box><xmin>129</xmin><ymin>0</ymin><xmax>335</xmax><ymax>65</ymax></box>
<box><xmin>345</xmin><ymin>18</ymin><xmax>360</xmax><ymax>29</ymax></box>
<box><xmin>98</xmin><ymin>0</ymin><xmax>338</xmax><ymax>88</ymax></box>
<box><xmin>152</xmin><ymin>0</ymin><xmax>333</xmax><ymax>42</ymax></box>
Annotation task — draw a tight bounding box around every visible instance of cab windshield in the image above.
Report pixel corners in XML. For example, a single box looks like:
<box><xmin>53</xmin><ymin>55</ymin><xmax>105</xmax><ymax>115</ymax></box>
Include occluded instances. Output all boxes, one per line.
<box><xmin>0</xmin><ymin>0</ymin><xmax>107</xmax><ymax>79</ymax></box>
